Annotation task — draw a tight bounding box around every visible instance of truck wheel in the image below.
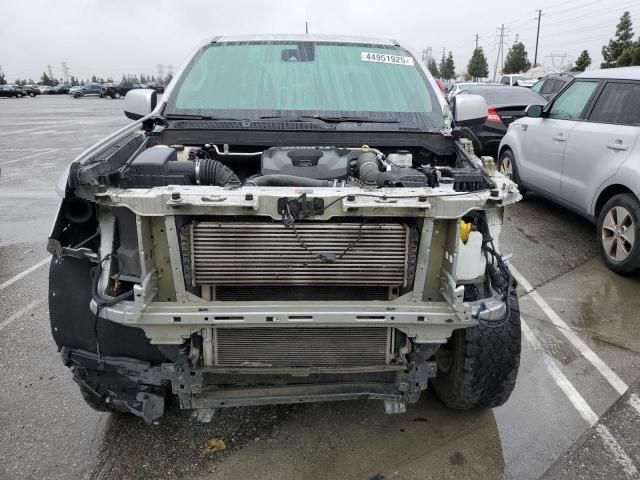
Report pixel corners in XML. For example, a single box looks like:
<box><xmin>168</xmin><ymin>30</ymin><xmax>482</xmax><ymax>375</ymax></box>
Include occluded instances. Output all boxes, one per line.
<box><xmin>597</xmin><ymin>193</ymin><xmax>640</xmax><ymax>275</ymax></box>
<box><xmin>431</xmin><ymin>290</ymin><xmax>521</xmax><ymax>409</ymax></box>
<box><xmin>114</xmin><ymin>91</ymin><xmax>121</xmax><ymax>99</ymax></box>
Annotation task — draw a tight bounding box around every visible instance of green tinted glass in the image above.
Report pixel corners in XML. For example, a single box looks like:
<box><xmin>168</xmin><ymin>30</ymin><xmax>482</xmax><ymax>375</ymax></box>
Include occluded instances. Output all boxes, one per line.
<box><xmin>168</xmin><ymin>42</ymin><xmax>442</xmax><ymax>127</ymax></box>
<box><xmin>549</xmin><ymin>81</ymin><xmax>598</xmax><ymax>120</ymax></box>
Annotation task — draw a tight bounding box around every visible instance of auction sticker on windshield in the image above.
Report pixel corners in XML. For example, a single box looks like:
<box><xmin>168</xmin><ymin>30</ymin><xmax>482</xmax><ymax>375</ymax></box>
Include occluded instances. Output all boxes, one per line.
<box><xmin>361</xmin><ymin>52</ymin><xmax>414</xmax><ymax>66</ymax></box>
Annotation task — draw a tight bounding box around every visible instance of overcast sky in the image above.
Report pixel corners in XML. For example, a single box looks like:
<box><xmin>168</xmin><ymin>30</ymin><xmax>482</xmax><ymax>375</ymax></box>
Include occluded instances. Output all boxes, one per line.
<box><xmin>1</xmin><ymin>0</ymin><xmax>638</xmax><ymax>83</ymax></box>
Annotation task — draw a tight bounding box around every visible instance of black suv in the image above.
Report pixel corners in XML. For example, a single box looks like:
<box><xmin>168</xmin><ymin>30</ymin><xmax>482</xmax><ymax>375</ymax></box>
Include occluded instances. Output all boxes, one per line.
<box><xmin>20</xmin><ymin>85</ymin><xmax>41</xmax><ymax>97</ymax></box>
<box><xmin>102</xmin><ymin>82</ymin><xmax>143</xmax><ymax>99</ymax></box>
<box><xmin>0</xmin><ymin>85</ymin><xmax>22</xmax><ymax>97</ymax></box>
<box><xmin>48</xmin><ymin>84</ymin><xmax>71</xmax><ymax>95</ymax></box>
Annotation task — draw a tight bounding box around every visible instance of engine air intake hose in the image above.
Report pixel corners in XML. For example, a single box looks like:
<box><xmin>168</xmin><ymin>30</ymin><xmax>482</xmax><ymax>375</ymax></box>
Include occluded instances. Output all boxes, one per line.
<box><xmin>356</xmin><ymin>151</ymin><xmax>382</xmax><ymax>185</ymax></box>
<box><xmin>196</xmin><ymin>158</ymin><xmax>241</xmax><ymax>187</ymax></box>
<box><xmin>165</xmin><ymin>158</ymin><xmax>241</xmax><ymax>187</ymax></box>
<box><xmin>245</xmin><ymin>175</ymin><xmax>331</xmax><ymax>187</ymax></box>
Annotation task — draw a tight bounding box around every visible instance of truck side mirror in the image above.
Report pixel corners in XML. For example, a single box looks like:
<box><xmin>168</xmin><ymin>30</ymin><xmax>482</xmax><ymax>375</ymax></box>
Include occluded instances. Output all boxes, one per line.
<box><xmin>123</xmin><ymin>89</ymin><xmax>158</xmax><ymax>120</ymax></box>
<box><xmin>452</xmin><ymin>94</ymin><xmax>489</xmax><ymax>127</ymax></box>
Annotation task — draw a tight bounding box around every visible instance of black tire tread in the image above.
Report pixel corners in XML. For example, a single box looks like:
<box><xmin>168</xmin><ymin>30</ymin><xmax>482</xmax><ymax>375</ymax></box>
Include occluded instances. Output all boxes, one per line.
<box><xmin>498</xmin><ymin>148</ymin><xmax>525</xmax><ymax>193</ymax></box>
<box><xmin>431</xmin><ymin>291</ymin><xmax>521</xmax><ymax>409</ymax></box>
<box><xmin>597</xmin><ymin>193</ymin><xmax>640</xmax><ymax>276</ymax></box>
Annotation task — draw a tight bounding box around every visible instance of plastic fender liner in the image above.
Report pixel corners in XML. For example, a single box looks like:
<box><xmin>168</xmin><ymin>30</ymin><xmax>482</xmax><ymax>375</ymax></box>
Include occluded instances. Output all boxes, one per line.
<box><xmin>49</xmin><ymin>256</ymin><xmax>166</xmax><ymax>364</ymax></box>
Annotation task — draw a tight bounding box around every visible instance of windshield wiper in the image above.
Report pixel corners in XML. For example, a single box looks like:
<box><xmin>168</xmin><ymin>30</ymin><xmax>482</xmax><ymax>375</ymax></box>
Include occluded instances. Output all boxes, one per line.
<box><xmin>163</xmin><ymin>114</ymin><xmax>245</xmax><ymax>121</ymax></box>
<box><xmin>312</xmin><ymin>115</ymin><xmax>404</xmax><ymax>124</ymax></box>
<box><xmin>257</xmin><ymin>115</ymin><xmax>334</xmax><ymax>128</ymax></box>
<box><xmin>260</xmin><ymin>114</ymin><xmax>404</xmax><ymax>124</ymax></box>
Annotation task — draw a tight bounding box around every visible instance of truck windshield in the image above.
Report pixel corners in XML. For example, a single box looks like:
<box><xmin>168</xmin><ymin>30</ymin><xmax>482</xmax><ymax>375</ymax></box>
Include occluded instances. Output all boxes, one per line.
<box><xmin>165</xmin><ymin>41</ymin><xmax>444</xmax><ymax>129</ymax></box>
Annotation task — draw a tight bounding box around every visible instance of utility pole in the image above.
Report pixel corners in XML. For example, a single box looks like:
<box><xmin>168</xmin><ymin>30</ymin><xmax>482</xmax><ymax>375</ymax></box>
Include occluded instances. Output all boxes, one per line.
<box><xmin>493</xmin><ymin>24</ymin><xmax>506</xmax><ymax>81</ymax></box>
<box><xmin>61</xmin><ymin>62</ymin><xmax>70</xmax><ymax>84</ymax></box>
<box><xmin>474</xmin><ymin>34</ymin><xmax>479</xmax><ymax>50</ymax></box>
<box><xmin>422</xmin><ymin>47</ymin><xmax>433</xmax><ymax>65</ymax></box>
<box><xmin>305</xmin><ymin>21</ymin><xmax>309</xmax><ymax>34</ymax></box>
<box><xmin>534</xmin><ymin>9</ymin><xmax>542</xmax><ymax>66</ymax></box>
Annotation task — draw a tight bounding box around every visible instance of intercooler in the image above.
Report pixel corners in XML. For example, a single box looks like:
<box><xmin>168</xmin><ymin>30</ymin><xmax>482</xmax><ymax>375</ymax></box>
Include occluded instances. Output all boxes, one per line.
<box><xmin>186</xmin><ymin>221</ymin><xmax>411</xmax><ymax>288</ymax></box>
<box><xmin>211</xmin><ymin>326</ymin><xmax>392</xmax><ymax>367</ymax></box>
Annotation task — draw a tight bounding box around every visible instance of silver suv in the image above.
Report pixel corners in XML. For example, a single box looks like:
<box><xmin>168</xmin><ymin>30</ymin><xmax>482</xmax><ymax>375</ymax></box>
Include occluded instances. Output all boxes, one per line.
<box><xmin>49</xmin><ymin>34</ymin><xmax>521</xmax><ymax>423</ymax></box>
<box><xmin>499</xmin><ymin>67</ymin><xmax>640</xmax><ymax>274</ymax></box>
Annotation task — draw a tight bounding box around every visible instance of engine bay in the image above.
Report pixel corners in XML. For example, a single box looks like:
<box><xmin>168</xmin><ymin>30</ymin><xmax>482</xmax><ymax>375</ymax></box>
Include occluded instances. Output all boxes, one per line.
<box><xmin>101</xmin><ymin>141</ymin><xmax>490</xmax><ymax>192</ymax></box>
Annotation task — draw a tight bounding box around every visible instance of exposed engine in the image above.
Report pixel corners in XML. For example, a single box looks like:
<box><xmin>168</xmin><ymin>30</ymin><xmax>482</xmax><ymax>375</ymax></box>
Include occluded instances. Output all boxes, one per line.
<box><xmin>116</xmin><ymin>143</ymin><xmax>489</xmax><ymax>192</ymax></box>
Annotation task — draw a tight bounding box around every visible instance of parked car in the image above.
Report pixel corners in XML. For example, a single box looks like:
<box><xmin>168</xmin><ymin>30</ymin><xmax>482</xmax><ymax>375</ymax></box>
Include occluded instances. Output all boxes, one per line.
<box><xmin>499</xmin><ymin>74</ymin><xmax>523</xmax><ymax>86</ymax></box>
<box><xmin>48</xmin><ymin>84</ymin><xmax>71</xmax><ymax>94</ymax></box>
<box><xmin>499</xmin><ymin>66</ymin><xmax>640</xmax><ymax>274</ymax></box>
<box><xmin>499</xmin><ymin>74</ymin><xmax>536</xmax><ymax>88</ymax></box>
<box><xmin>48</xmin><ymin>34</ymin><xmax>522</xmax><ymax>423</ymax></box>
<box><xmin>0</xmin><ymin>85</ymin><xmax>22</xmax><ymax>97</ymax></box>
<box><xmin>38</xmin><ymin>85</ymin><xmax>51</xmax><ymax>94</ymax></box>
<box><xmin>456</xmin><ymin>86</ymin><xmax>547</xmax><ymax>156</ymax></box>
<box><xmin>531</xmin><ymin>74</ymin><xmax>574</xmax><ymax>100</ymax></box>
<box><xmin>102</xmin><ymin>82</ymin><xmax>143</xmax><ymax>99</ymax></box>
<box><xmin>21</xmin><ymin>85</ymin><xmax>41</xmax><ymax>97</ymax></box>
<box><xmin>447</xmin><ymin>82</ymin><xmax>500</xmax><ymax>101</ymax></box>
<box><xmin>5</xmin><ymin>85</ymin><xmax>26</xmax><ymax>97</ymax></box>
<box><xmin>70</xmin><ymin>83</ymin><xmax>103</xmax><ymax>98</ymax></box>
<box><xmin>142</xmin><ymin>82</ymin><xmax>165</xmax><ymax>94</ymax></box>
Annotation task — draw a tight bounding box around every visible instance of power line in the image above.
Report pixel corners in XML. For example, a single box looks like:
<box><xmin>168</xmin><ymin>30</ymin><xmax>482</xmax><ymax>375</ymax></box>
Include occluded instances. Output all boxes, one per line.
<box><xmin>544</xmin><ymin>0</ymin><xmax>603</xmax><ymax>16</ymax></box>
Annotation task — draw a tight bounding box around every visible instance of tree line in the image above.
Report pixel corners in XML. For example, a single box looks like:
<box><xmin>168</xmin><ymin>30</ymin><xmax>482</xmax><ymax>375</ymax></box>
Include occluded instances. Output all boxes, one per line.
<box><xmin>427</xmin><ymin>9</ymin><xmax>637</xmax><ymax>81</ymax></box>
<box><xmin>0</xmin><ymin>69</ymin><xmax>171</xmax><ymax>87</ymax></box>
<box><xmin>1</xmin><ymin>13</ymin><xmax>637</xmax><ymax>87</ymax></box>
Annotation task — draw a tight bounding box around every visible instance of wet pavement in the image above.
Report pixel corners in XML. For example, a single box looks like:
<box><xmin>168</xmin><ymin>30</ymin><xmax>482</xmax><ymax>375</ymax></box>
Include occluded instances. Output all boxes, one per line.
<box><xmin>1</xmin><ymin>96</ymin><xmax>639</xmax><ymax>480</ymax></box>
<box><xmin>542</xmin><ymin>378</ymin><xmax>640</xmax><ymax>480</ymax></box>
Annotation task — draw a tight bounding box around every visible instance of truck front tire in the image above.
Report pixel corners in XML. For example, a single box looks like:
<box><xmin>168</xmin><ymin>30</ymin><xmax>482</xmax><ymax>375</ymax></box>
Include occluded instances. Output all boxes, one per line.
<box><xmin>431</xmin><ymin>290</ymin><xmax>521</xmax><ymax>409</ymax></box>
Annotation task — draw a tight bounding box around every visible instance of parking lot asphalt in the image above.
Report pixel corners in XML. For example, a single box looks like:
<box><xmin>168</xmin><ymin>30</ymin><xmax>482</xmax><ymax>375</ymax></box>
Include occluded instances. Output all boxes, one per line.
<box><xmin>1</xmin><ymin>96</ymin><xmax>639</xmax><ymax>480</ymax></box>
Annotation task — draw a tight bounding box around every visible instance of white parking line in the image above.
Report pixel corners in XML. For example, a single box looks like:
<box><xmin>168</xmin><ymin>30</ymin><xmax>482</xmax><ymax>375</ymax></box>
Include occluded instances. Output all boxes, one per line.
<box><xmin>0</xmin><ymin>299</ymin><xmax>45</xmax><ymax>332</ymax></box>
<box><xmin>0</xmin><ymin>127</ymin><xmax>49</xmax><ymax>136</ymax></box>
<box><xmin>595</xmin><ymin>424</ymin><xmax>639</xmax><ymax>478</ymax></box>
<box><xmin>0</xmin><ymin>149</ymin><xmax>60</xmax><ymax>166</ymax></box>
<box><xmin>522</xmin><ymin>319</ymin><xmax>599</xmax><ymax>424</ymax></box>
<box><xmin>522</xmin><ymin>320</ymin><xmax>639</xmax><ymax>478</ymax></box>
<box><xmin>510</xmin><ymin>265</ymin><xmax>629</xmax><ymax>396</ymax></box>
<box><xmin>0</xmin><ymin>257</ymin><xmax>50</xmax><ymax>291</ymax></box>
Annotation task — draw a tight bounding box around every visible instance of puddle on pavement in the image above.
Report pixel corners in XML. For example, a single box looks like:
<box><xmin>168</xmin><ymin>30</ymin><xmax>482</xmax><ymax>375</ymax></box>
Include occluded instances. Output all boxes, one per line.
<box><xmin>576</xmin><ymin>275</ymin><xmax>640</xmax><ymax>354</ymax></box>
<box><xmin>88</xmin><ymin>392</ymin><xmax>504</xmax><ymax>480</ymax></box>
<box><xmin>527</xmin><ymin>321</ymin><xmax>579</xmax><ymax>367</ymax></box>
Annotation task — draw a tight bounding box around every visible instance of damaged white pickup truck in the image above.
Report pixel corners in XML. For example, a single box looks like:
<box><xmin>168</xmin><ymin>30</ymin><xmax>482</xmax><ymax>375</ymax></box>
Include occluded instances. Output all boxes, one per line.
<box><xmin>48</xmin><ymin>34</ymin><xmax>522</xmax><ymax>423</ymax></box>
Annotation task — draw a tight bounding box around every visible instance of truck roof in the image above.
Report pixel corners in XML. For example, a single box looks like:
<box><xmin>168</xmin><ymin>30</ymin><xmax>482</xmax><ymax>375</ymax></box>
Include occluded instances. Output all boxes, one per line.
<box><xmin>213</xmin><ymin>33</ymin><xmax>397</xmax><ymax>46</ymax></box>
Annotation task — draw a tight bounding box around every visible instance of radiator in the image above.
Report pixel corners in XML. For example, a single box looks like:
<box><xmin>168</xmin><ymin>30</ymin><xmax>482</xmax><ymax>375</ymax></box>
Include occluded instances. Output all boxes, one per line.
<box><xmin>189</xmin><ymin>221</ymin><xmax>409</xmax><ymax>287</ymax></box>
<box><xmin>212</xmin><ymin>327</ymin><xmax>392</xmax><ymax>367</ymax></box>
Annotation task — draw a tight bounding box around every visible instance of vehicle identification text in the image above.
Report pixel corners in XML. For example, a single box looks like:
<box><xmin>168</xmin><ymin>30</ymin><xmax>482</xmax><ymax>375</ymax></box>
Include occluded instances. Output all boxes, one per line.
<box><xmin>361</xmin><ymin>52</ymin><xmax>414</xmax><ymax>66</ymax></box>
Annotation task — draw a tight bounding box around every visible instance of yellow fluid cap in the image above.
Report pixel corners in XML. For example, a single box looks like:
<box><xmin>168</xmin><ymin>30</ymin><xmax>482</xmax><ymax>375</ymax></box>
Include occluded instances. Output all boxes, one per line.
<box><xmin>460</xmin><ymin>221</ymin><xmax>472</xmax><ymax>244</ymax></box>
